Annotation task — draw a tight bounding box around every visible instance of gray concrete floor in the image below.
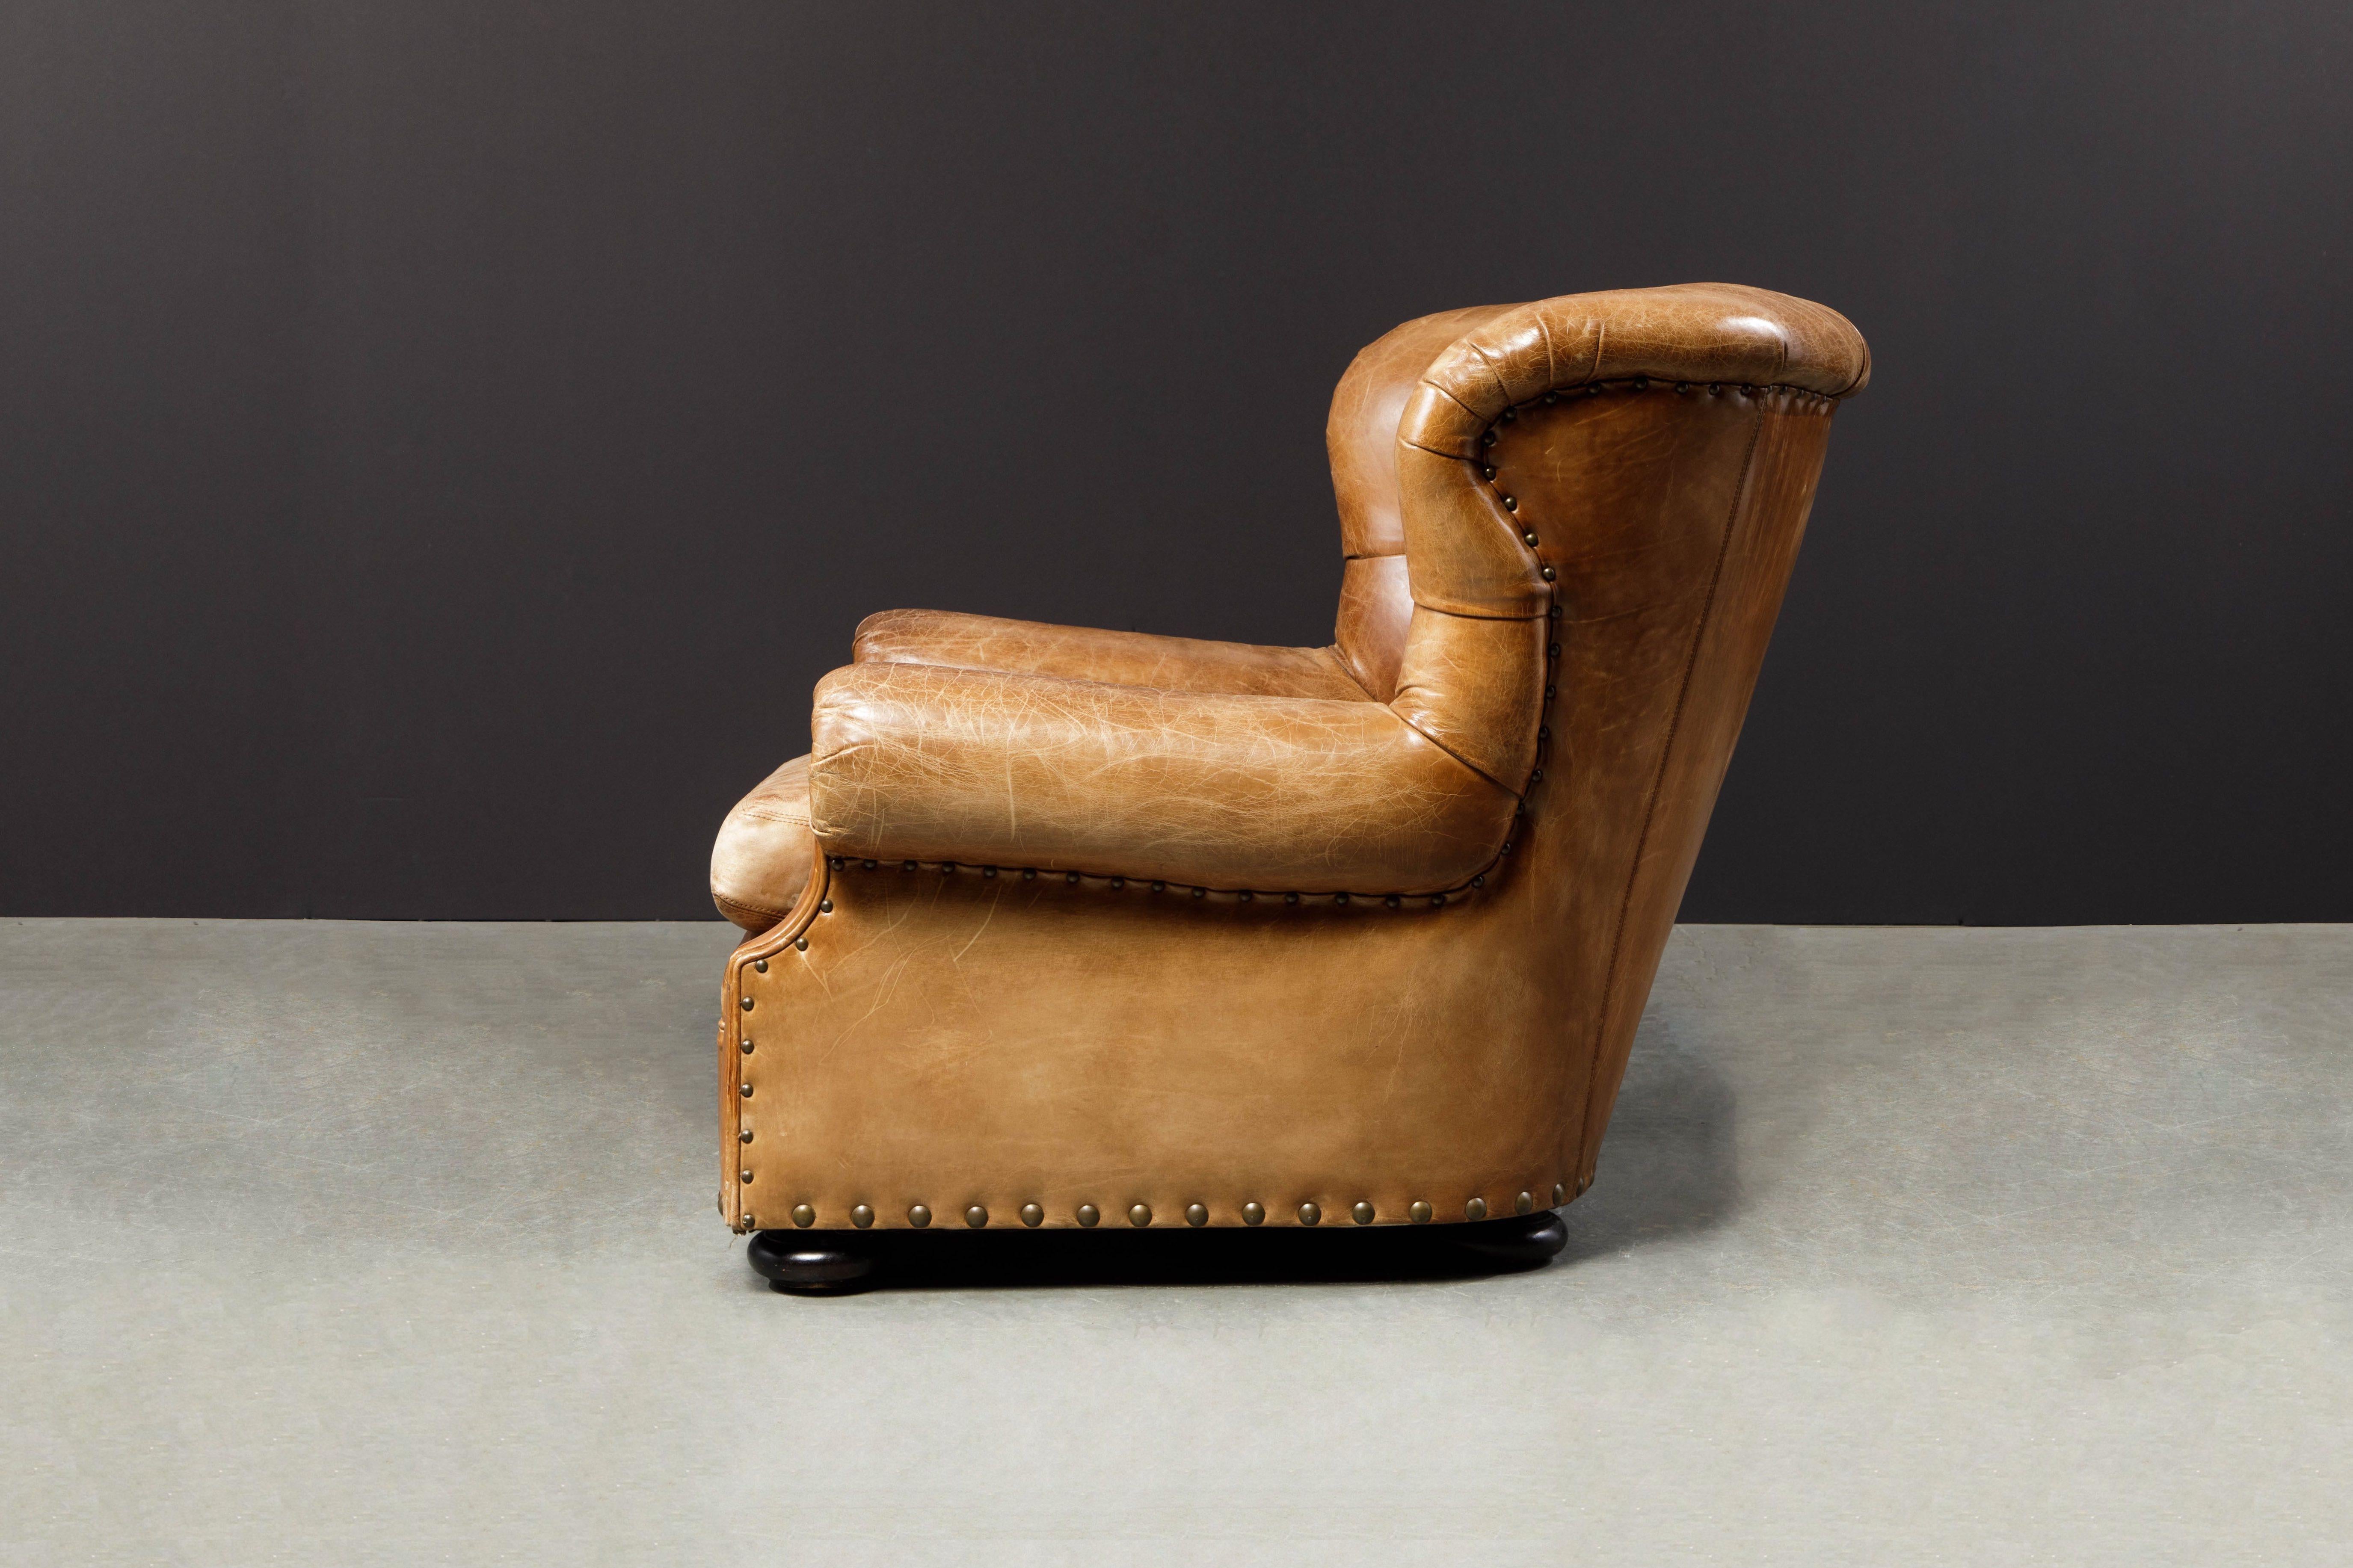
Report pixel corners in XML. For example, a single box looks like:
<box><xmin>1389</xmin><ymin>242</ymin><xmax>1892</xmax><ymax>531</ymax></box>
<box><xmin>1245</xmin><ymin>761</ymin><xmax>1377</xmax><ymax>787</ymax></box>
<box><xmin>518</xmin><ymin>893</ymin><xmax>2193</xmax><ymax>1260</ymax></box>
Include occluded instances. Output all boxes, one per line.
<box><xmin>3</xmin><ymin>920</ymin><xmax>2347</xmax><ymax>1565</ymax></box>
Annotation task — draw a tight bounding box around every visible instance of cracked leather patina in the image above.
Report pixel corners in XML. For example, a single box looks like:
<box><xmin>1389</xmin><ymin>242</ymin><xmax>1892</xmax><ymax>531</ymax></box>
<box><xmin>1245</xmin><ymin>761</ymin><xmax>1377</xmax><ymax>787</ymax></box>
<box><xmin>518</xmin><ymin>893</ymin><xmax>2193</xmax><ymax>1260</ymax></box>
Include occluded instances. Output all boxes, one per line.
<box><xmin>710</xmin><ymin>283</ymin><xmax>1867</xmax><ymax>1234</ymax></box>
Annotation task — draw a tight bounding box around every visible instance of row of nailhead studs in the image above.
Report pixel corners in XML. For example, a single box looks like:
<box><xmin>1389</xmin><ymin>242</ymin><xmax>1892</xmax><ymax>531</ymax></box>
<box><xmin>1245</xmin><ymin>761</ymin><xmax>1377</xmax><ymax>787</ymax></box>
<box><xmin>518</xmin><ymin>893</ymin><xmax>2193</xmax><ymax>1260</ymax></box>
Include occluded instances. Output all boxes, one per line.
<box><xmin>750</xmin><ymin>1184</ymin><xmax>1578</xmax><ymax>1229</ymax></box>
<box><xmin>822</xmin><ymin>856</ymin><xmax>1484</xmax><ymax>908</ymax></box>
<box><xmin>1479</xmin><ymin>398</ymin><xmax>1562</xmax><ymax>815</ymax></box>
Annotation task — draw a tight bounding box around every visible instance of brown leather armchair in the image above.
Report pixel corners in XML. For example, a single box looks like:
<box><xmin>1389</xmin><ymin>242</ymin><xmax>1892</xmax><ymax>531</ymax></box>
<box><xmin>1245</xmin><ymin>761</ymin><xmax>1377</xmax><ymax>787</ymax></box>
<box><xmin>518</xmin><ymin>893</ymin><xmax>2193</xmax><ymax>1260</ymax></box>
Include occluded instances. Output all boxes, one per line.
<box><xmin>711</xmin><ymin>283</ymin><xmax>1867</xmax><ymax>1291</ymax></box>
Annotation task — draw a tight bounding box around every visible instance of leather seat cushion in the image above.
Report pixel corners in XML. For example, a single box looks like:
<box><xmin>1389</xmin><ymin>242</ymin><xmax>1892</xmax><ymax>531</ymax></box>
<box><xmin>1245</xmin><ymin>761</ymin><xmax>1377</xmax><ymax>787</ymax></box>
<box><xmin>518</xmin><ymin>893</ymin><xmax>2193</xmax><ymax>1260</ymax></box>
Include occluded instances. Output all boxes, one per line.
<box><xmin>711</xmin><ymin>754</ymin><xmax>815</xmax><ymax>932</ymax></box>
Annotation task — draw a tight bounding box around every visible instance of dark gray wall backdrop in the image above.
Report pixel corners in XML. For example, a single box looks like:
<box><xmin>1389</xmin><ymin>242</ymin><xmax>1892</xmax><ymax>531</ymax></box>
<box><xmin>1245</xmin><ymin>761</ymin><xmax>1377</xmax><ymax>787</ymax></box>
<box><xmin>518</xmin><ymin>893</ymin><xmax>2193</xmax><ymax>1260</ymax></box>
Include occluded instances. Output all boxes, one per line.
<box><xmin>5</xmin><ymin>2</ymin><xmax>2349</xmax><ymax>922</ymax></box>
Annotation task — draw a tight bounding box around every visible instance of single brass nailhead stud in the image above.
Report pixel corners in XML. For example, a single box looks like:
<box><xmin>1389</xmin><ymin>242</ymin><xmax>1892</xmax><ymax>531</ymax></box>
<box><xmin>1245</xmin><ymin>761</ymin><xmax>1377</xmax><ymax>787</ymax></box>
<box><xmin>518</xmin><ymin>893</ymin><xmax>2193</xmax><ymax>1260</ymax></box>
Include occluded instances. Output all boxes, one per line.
<box><xmin>1553</xmin><ymin>1183</ymin><xmax>1567</xmax><ymax>1205</ymax></box>
<box><xmin>1502</xmin><ymin>495</ymin><xmax>1517</xmax><ymax>511</ymax></box>
<box><xmin>1237</xmin><ymin>890</ymin><xmax>1252</xmax><ymax>902</ymax></box>
<box><xmin>1471</xmin><ymin>874</ymin><xmax>1484</xmax><ymax>888</ymax></box>
<box><xmin>739</xmin><ymin>997</ymin><xmax>754</xmax><ymax>1011</ymax></box>
<box><xmin>828</xmin><ymin>857</ymin><xmax>844</xmax><ymax>870</ymax></box>
<box><xmin>1481</xmin><ymin>429</ymin><xmax>1497</xmax><ymax>446</ymax></box>
<box><xmin>1284</xmin><ymin>892</ymin><xmax>1299</xmax><ymax>905</ymax></box>
<box><xmin>1541</xmin><ymin>566</ymin><xmax>1557</xmax><ymax>581</ymax></box>
<box><xmin>1335</xmin><ymin>892</ymin><xmax>1350</xmax><ymax>905</ymax></box>
<box><xmin>738</xmin><ymin>1129</ymin><xmax>753</xmax><ymax>1143</ymax></box>
<box><xmin>741</xmin><ymin>1213</ymin><xmax>754</xmax><ymax>1228</ymax></box>
<box><xmin>793</xmin><ymin>1204</ymin><xmax>815</xmax><ymax>1227</ymax></box>
<box><xmin>851</xmin><ymin>1204</ymin><xmax>874</xmax><ymax>1228</ymax></box>
<box><xmin>1545</xmin><ymin>684</ymin><xmax>1556</xmax><ymax>698</ymax></box>
<box><xmin>1129</xmin><ymin>1203</ymin><xmax>1152</xmax><ymax>1228</ymax></box>
<box><xmin>1298</xmin><ymin>1202</ymin><xmax>1321</xmax><ymax>1226</ymax></box>
<box><xmin>862</xmin><ymin>859</ymin><xmax>877</xmax><ymax>870</ymax></box>
<box><xmin>1500</xmin><ymin>408</ymin><xmax>1514</xmax><ymax>422</ymax></box>
<box><xmin>1185</xmin><ymin>1203</ymin><xmax>1208</xmax><ymax>1226</ymax></box>
<box><xmin>1191</xmin><ymin>886</ymin><xmax>1205</xmax><ymax>899</ymax></box>
<box><xmin>1020</xmin><ymin>1203</ymin><xmax>1044</xmax><ymax>1227</ymax></box>
<box><xmin>1384</xmin><ymin>895</ymin><xmax>1400</xmax><ymax>908</ymax></box>
<box><xmin>1242</xmin><ymin>1202</ymin><xmax>1265</xmax><ymax>1225</ymax></box>
<box><xmin>1466</xmin><ymin>1197</ymin><xmax>1488</xmax><ymax>1221</ymax></box>
<box><xmin>1077</xmin><ymin>1204</ymin><xmax>1100</xmax><ymax>1228</ymax></box>
<box><xmin>753</xmin><ymin>958</ymin><xmax>767</xmax><ymax>973</ymax></box>
<box><xmin>1516</xmin><ymin>1191</ymin><xmax>1534</xmax><ymax>1215</ymax></box>
<box><xmin>1482</xmin><ymin>464</ymin><xmax>1497</xmax><ymax>479</ymax></box>
<box><xmin>1549</xmin><ymin>642</ymin><xmax>1561</xmax><ymax>656</ymax></box>
<box><xmin>741</xmin><ymin>1169</ymin><xmax>754</xmax><ymax>1183</ymax></box>
<box><xmin>1352</xmin><ymin>1202</ymin><xmax>1375</xmax><ymax>1225</ymax></box>
<box><xmin>1067</xmin><ymin>871</ymin><xmax>1082</xmax><ymax>884</ymax></box>
<box><xmin>1550</xmin><ymin>604</ymin><xmax>1562</xmax><ymax>618</ymax></box>
<box><xmin>794</xmin><ymin>937</ymin><xmax>807</xmax><ymax>951</ymax></box>
<box><xmin>739</xmin><ymin>1083</ymin><xmax>753</xmax><ymax>1098</ymax></box>
<box><xmin>966</xmin><ymin>1205</ymin><xmax>988</xmax><ymax>1228</ymax></box>
<box><xmin>1111</xmin><ymin>877</ymin><xmax>1125</xmax><ymax>890</ymax></box>
<box><xmin>903</xmin><ymin>860</ymin><xmax>917</xmax><ymax>871</ymax></box>
<box><xmin>982</xmin><ymin>865</ymin><xmax>996</xmax><ymax>878</ymax></box>
<box><xmin>818</xmin><ymin>899</ymin><xmax>832</xmax><ymax>914</ymax></box>
<box><xmin>1409</xmin><ymin>1201</ymin><xmax>1433</xmax><ymax>1223</ymax></box>
<box><xmin>740</xmin><ymin>1039</ymin><xmax>754</xmax><ymax>1055</ymax></box>
<box><xmin>908</xmin><ymin>1204</ymin><xmax>931</xmax><ymax>1228</ymax></box>
<box><xmin>1523</xmin><ymin>530</ymin><xmax>1539</xmax><ymax>546</ymax></box>
<box><xmin>1150</xmin><ymin>881</ymin><xmax>1165</xmax><ymax>892</ymax></box>
<box><xmin>1430</xmin><ymin>894</ymin><xmax>1445</xmax><ymax>907</ymax></box>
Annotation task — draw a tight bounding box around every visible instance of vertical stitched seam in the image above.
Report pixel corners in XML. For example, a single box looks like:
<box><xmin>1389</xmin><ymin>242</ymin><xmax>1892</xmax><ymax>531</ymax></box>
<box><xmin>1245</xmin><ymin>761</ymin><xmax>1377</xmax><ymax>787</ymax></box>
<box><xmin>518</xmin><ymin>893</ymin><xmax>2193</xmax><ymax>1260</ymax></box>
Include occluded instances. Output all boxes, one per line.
<box><xmin>1574</xmin><ymin>404</ymin><xmax>1768</xmax><ymax>1175</ymax></box>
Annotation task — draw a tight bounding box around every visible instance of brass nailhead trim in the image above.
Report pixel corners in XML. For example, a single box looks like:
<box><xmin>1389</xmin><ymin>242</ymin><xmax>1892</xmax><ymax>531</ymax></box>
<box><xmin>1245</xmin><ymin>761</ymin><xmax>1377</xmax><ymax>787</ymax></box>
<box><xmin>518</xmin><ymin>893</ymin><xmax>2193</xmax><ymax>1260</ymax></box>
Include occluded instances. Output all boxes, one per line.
<box><xmin>739</xmin><ymin>997</ymin><xmax>753</xmax><ymax>1011</ymax></box>
<box><xmin>1466</xmin><ymin>1197</ymin><xmax>1488</xmax><ymax>1221</ymax></box>
<box><xmin>740</xmin><ymin>1170</ymin><xmax>753</xmax><ymax>1183</ymax></box>
<box><xmin>1298</xmin><ymin>1202</ymin><xmax>1321</xmax><ymax>1226</ymax></box>
<box><xmin>794</xmin><ymin>937</ymin><xmax>807</xmax><ymax>951</ymax></box>
<box><xmin>1129</xmin><ymin>1203</ymin><xmax>1152</xmax><ymax>1228</ymax></box>
<box><xmin>966</xmin><ymin>1205</ymin><xmax>988</xmax><ymax>1228</ymax></box>
<box><xmin>1076</xmin><ymin>1204</ymin><xmax>1100</xmax><ymax>1228</ymax></box>
<box><xmin>792</xmin><ymin>1204</ymin><xmax>815</xmax><ymax>1227</ymax></box>
<box><xmin>740</xmin><ymin>1039</ymin><xmax>754</xmax><ymax>1055</ymax></box>
<box><xmin>738</xmin><ymin>1083</ymin><xmax>752</xmax><ymax>1098</ymax></box>
<box><xmin>753</xmin><ymin>958</ymin><xmax>767</xmax><ymax>973</ymax></box>
<box><xmin>738</xmin><ymin>1129</ymin><xmax>752</xmax><ymax>1143</ymax></box>
<box><xmin>1185</xmin><ymin>1203</ymin><xmax>1209</xmax><ymax>1226</ymax></box>
<box><xmin>851</xmin><ymin>1204</ymin><xmax>874</xmax><ymax>1228</ymax></box>
<box><xmin>1516</xmin><ymin>1191</ymin><xmax>1534</xmax><ymax>1215</ymax></box>
<box><xmin>1409</xmin><ymin>1201</ymin><xmax>1433</xmax><ymax>1224</ymax></box>
<box><xmin>1020</xmin><ymin>1203</ymin><xmax>1044</xmax><ymax>1227</ymax></box>
<box><xmin>908</xmin><ymin>1204</ymin><xmax>931</xmax><ymax>1228</ymax></box>
<box><xmin>818</xmin><ymin>899</ymin><xmax>832</xmax><ymax>914</ymax></box>
<box><xmin>1242</xmin><ymin>1202</ymin><xmax>1265</xmax><ymax>1225</ymax></box>
<box><xmin>1553</xmin><ymin>1183</ymin><xmax>1567</xmax><ymax>1206</ymax></box>
<box><xmin>1352</xmin><ymin>1201</ymin><xmax>1375</xmax><ymax>1225</ymax></box>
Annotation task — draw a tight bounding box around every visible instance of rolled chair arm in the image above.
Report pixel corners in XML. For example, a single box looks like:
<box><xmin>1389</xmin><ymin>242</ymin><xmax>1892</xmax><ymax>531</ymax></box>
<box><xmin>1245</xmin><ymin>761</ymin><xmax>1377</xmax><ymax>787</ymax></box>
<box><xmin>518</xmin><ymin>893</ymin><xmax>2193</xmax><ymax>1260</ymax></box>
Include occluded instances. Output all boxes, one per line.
<box><xmin>808</xmin><ymin>661</ymin><xmax>1515</xmax><ymax>893</ymax></box>
<box><xmin>853</xmin><ymin>609</ymin><xmax>1367</xmax><ymax>701</ymax></box>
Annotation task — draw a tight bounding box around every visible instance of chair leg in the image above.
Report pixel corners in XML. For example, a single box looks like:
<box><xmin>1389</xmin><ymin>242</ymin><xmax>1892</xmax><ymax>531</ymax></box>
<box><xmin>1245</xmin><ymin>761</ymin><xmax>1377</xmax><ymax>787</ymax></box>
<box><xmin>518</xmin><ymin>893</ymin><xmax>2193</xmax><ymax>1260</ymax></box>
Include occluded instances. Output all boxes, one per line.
<box><xmin>1447</xmin><ymin>1210</ymin><xmax>1569</xmax><ymax>1268</ymax></box>
<box><xmin>747</xmin><ymin>1229</ymin><xmax>878</xmax><ymax>1296</ymax></box>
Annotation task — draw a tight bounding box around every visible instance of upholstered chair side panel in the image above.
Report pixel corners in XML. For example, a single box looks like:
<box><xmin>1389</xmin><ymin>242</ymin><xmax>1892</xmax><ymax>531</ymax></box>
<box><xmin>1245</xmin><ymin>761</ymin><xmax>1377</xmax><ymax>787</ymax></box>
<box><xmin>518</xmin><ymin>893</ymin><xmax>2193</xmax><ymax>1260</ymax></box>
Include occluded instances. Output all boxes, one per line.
<box><xmin>720</xmin><ymin>866</ymin><xmax>1575</xmax><ymax>1233</ymax></box>
<box><xmin>1570</xmin><ymin>397</ymin><xmax>1840</xmax><ymax>1179</ymax></box>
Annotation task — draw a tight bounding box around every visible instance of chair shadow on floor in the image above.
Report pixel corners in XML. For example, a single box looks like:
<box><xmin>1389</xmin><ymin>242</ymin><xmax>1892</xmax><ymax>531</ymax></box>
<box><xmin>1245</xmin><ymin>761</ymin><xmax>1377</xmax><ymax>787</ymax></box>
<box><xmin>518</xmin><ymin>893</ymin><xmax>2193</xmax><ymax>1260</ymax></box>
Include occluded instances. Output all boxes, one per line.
<box><xmin>746</xmin><ymin>1038</ymin><xmax>1740</xmax><ymax>1294</ymax></box>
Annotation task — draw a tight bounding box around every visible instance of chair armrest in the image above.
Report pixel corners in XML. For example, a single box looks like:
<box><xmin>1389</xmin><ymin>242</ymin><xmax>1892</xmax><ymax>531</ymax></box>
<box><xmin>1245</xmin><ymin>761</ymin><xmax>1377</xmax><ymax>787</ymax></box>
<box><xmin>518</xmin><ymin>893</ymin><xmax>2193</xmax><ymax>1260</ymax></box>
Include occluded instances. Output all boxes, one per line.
<box><xmin>853</xmin><ymin>609</ymin><xmax>1369</xmax><ymax>701</ymax></box>
<box><xmin>808</xmin><ymin>661</ymin><xmax>1514</xmax><ymax>894</ymax></box>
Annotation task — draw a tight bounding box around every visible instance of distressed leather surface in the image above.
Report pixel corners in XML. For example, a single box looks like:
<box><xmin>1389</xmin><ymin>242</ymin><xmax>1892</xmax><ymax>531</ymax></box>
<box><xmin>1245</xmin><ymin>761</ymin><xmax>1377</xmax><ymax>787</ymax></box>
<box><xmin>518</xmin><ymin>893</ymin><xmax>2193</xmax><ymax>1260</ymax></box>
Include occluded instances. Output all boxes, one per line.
<box><xmin>708</xmin><ymin>754</ymin><xmax>813</xmax><ymax>934</ymax></box>
<box><xmin>809</xmin><ymin>660</ymin><xmax>1512</xmax><ymax>893</ymax></box>
<box><xmin>712</xmin><ymin>283</ymin><xmax>1867</xmax><ymax>1230</ymax></box>
<box><xmin>853</xmin><ymin>609</ymin><xmax>1368</xmax><ymax>700</ymax></box>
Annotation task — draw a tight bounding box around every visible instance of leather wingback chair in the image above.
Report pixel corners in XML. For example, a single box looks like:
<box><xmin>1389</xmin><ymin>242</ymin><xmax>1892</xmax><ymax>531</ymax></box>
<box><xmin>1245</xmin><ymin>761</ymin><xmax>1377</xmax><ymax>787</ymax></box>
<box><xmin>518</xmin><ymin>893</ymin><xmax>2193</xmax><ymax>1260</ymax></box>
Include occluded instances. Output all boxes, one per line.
<box><xmin>711</xmin><ymin>283</ymin><xmax>1867</xmax><ymax>1281</ymax></box>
